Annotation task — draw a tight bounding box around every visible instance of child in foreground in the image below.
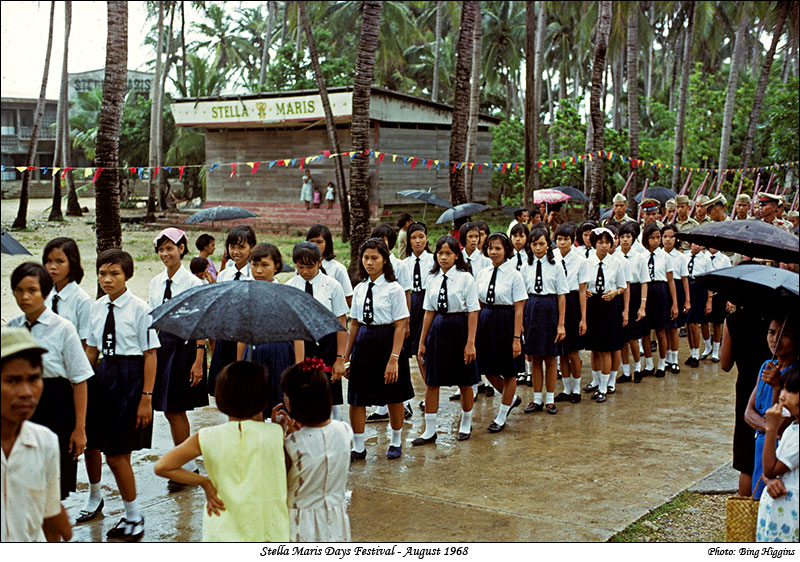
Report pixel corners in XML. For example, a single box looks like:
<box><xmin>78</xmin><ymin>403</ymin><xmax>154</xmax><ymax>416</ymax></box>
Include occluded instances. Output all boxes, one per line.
<box><xmin>154</xmin><ymin>361</ymin><xmax>290</xmax><ymax>542</ymax></box>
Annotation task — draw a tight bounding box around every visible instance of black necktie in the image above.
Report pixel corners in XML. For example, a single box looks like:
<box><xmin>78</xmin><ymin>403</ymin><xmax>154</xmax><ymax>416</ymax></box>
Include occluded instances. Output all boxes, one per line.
<box><xmin>413</xmin><ymin>258</ymin><xmax>422</xmax><ymax>292</ymax></box>
<box><xmin>24</xmin><ymin>320</ymin><xmax>38</xmax><ymax>331</ymax></box>
<box><xmin>363</xmin><ymin>282</ymin><xmax>375</xmax><ymax>324</ymax></box>
<box><xmin>163</xmin><ymin>278</ymin><xmax>172</xmax><ymax>303</ymax></box>
<box><xmin>51</xmin><ymin>294</ymin><xmax>60</xmax><ymax>314</ymax></box>
<box><xmin>234</xmin><ymin>270</ymin><xmax>241</xmax><ymax>280</ymax></box>
<box><xmin>102</xmin><ymin>302</ymin><xmax>116</xmax><ymax>356</ymax></box>
<box><xmin>688</xmin><ymin>255</ymin><xmax>695</xmax><ymax>277</ymax></box>
<box><xmin>562</xmin><ymin>259</ymin><xmax>568</xmax><ymax>278</ymax></box>
<box><xmin>534</xmin><ymin>259</ymin><xmax>543</xmax><ymax>293</ymax></box>
<box><xmin>516</xmin><ymin>252</ymin><xmax>522</xmax><ymax>271</ymax></box>
<box><xmin>486</xmin><ymin>267</ymin><xmax>498</xmax><ymax>304</ymax></box>
<box><xmin>585</xmin><ymin>247</ymin><xmax>591</xmax><ymax>258</ymax></box>
<box><xmin>596</xmin><ymin>262</ymin><xmax>605</xmax><ymax>293</ymax></box>
<box><xmin>437</xmin><ymin>275</ymin><xmax>449</xmax><ymax>313</ymax></box>
<box><xmin>648</xmin><ymin>253</ymin><xmax>656</xmax><ymax>281</ymax></box>
<box><xmin>711</xmin><ymin>254</ymin><xmax>716</xmax><ymax>263</ymax></box>
<box><xmin>305</xmin><ymin>280</ymin><xmax>313</xmax><ymax>297</ymax></box>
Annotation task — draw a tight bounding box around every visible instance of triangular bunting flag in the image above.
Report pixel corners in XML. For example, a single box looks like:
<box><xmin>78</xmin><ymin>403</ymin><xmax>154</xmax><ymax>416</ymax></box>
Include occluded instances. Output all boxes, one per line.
<box><xmin>91</xmin><ymin>168</ymin><xmax>103</xmax><ymax>183</ymax></box>
<box><xmin>230</xmin><ymin>163</ymin><xmax>237</xmax><ymax>177</ymax></box>
<box><xmin>179</xmin><ymin>166</ymin><xmax>186</xmax><ymax>179</ymax></box>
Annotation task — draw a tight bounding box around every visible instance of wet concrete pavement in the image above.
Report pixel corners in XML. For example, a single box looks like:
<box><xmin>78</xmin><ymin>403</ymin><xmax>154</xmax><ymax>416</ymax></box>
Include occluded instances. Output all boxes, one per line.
<box><xmin>64</xmin><ymin>336</ymin><xmax>736</xmax><ymax>543</ymax></box>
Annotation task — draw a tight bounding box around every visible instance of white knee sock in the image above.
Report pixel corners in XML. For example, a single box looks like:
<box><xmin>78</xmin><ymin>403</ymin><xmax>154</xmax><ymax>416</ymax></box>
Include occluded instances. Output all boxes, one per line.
<box><xmin>525</xmin><ymin>359</ymin><xmax>532</xmax><ymax>375</ymax></box>
<box><xmin>84</xmin><ymin>482</ymin><xmax>103</xmax><ymax>512</ymax></box>
<box><xmin>608</xmin><ymin>370</ymin><xmax>616</xmax><ymax>388</ymax></box>
<box><xmin>545</xmin><ymin>391</ymin><xmax>554</xmax><ymax>404</ymax></box>
<box><xmin>591</xmin><ymin>370</ymin><xmax>600</xmax><ymax>386</ymax></box>
<box><xmin>124</xmin><ymin>499</ymin><xmax>142</xmax><ymax>522</ymax></box>
<box><xmin>657</xmin><ymin>357</ymin><xmax>666</xmax><ymax>371</ymax></box>
<box><xmin>691</xmin><ymin>347</ymin><xmax>699</xmax><ymax>359</ymax></box>
<box><xmin>353</xmin><ymin>432</ymin><xmax>365</xmax><ymax>453</ymax></box>
<box><xmin>562</xmin><ymin>377</ymin><xmax>573</xmax><ymax>394</ymax></box>
<box><xmin>712</xmin><ymin>341</ymin><xmax>720</xmax><ymax>356</ymax></box>
<box><xmin>622</xmin><ymin>363</ymin><xmax>631</xmax><ymax>376</ymax></box>
<box><xmin>703</xmin><ymin>338</ymin><xmax>712</xmax><ymax>354</ymax></box>
<box><xmin>599</xmin><ymin>374</ymin><xmax>610</xmax><ymax>393</ymax></box>
<box><xmin>571</xmin><ymin>377</ymin><xmax>582</xmax><ymax>394</ymax></box>
<box><xmin>494</xmin><ymin>403</ymin><xmax>511</xmax><ymax>425</ymax></box>
<box><xmin>472</xmin><ymin>384</ymin><xmax>479</xmax><ymax>398</ymax></box>
<box><xmin>645</xmin><ymin>357</ymin><xmax>654</xmax><ymax>370</ymax></box>
<box><xmin>376</xmin><ymin>405</ymin><xmax>388</xmax><ymax>415</ymax></box>
<box><xmin>459</xmin><ymin>409</ymin><xmax>472</xmax><ymax>434</ymax></box>
<box><xmin>390</xmin><ymin>429</ymin><xmax>402</xmax><ymax>447</ymax></box>
<box><xmin>634</xmin><ymin>359</ymin><xmax>641</xmax><ymax>372</ymax></box>
<box><xmin>533</xmin><ymin>391</ymin><xmax>543</xmax><ymax>405</ymax></box>
<box><xmin>421</xmin><ymin>413</ymin><xmax>437</xmax><ymax>438</ymax></box>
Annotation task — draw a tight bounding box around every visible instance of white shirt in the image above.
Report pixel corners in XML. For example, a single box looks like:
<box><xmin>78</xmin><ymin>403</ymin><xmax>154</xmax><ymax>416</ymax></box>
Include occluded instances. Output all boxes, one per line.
<box><xmin>684</xmin><ymin>251</ymin><xmax>713</xmax><ymax>280</ymax></box>
<box><xmin>618</xmin><ymin>249</ymin><xmax>649</xmax><ymax>284</ymax></box>
<box><xmin>665</xmin><ymin>249</ymin><xmax>688</xmax><ymax>280</ymax></box>
<box><xmin>321</xmin><ymin>258</ymin><xmax>354</xmax><ymax>298</ymax></box>
<box><xmin>217</xmin><ymin>262</ymin><xmax>252</xmax><ymax>282</ymax></box>
<box><xmin>776</xmin><ymin>421</ymin><xmax>799</xmax><ymax>494</ymax></box>
<box><xmin>521</xmin><ymin>255</ymin><xmax>569</xmax><ymax>296</ymax></box>
<box><xmin>558</xmin><ymin>249</ymin><xmax>587</xmax><ymax>292</ymax></box>
<box><xmin>423</xmin><ymin>268</ymin><xmax>480</xmax><ymax>313</ymax></box>
<box><xmin>389</xmin><ymin>253</ymin><xmax>412</xmax><ymax>291</ymax></box>
<box><xmin>462</xmin><ymin>248</ymin><xmax>491</xmax><ymax>277</ymax></box>
<box><xmin>641</xmin><ymin>247</ymin><xmax>675</xmax><ymax>282</ymax></box>
<box><xmin>475</xmin><ymin>259</ymin><xmax>527</xmax><ymax>305</ymax></box>
<box><xmin>349</xmin><ymin>274</ymin><xmax>410</xmax><ymax>325</ymax></box>
<box><xmin>285</xmin><ymin>272</ymin><xmax>349</xmax><ymax>318</ymax></box>
<box><xmin>630</xmin><ymin>240</ymin><xmax>649</xmax><ymax>256</ymax></box>
<box><xmin>7</xmin><ymin>309</ymin><xmax>93</xmax><ymax>384</ymax></box>
<box><xmin>579</xmin><ymin>254</ymin><xmax>627</xmax><ymax>293</ymax></box>
<box><xmin>511</xmin><ymin>249</ymin><xmax>527</xmax><ymax>272</ymax></box>
<box><xmin>148</xmin><ymin>265</ymin><xmax>203</xmax><ymax>309</ymax></box>
<box><xmin>708</xmin><ymin>251</ymin><xmax>732</xmax><ymax>271</ymax></box>
<box><xmin>44</xmin><ymin>281</ymin><xmax>93</xmax><ymax>340</ymax></box>
<box><xmin>1</xmin><ymin>421</ymin><xmax>61</xmax><ymax>542</ymax></box>
<box><xmin>86</xmin><ymin>289</ymin><xmax>160</xmax><ymax>355</ymax></box>
<box><xmin>506</xmin><ymin>219</ymin><xmax>520</xmax><ymax>236</ymax></box>
<box><xmin>403</xmin><ymin>251</ymin><xmax>435</xmax><ymax>293</ymax></box>
<box><xmin>580</xmin><ymin>245</ymin><xmax>595</xmax><ymax>260</ymax></box>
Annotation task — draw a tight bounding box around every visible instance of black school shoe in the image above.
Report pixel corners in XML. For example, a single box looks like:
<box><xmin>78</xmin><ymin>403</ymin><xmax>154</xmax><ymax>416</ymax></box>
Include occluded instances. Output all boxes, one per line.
<box><xmin>582</xmin><ymin>383</ymin><xmax>598</xmax><ymax>393</ymax></box>
<box><xmin>508</xmin><ymin>395</ymin><xmax>522</xmax><ymax>413</ymax></box>
<box><xmin>76</xmin><ymin>499</ymin><xmax>104</xmax><ymax>523</ymax></box>
<box><xmin>350</xmin><ymin>449</ymin><xmax>367</xmax><ymax>462</ymax></box>
<box><xmin>616</xmin><ymin>374</ymin><xmax>632</xmax><ymax>384</ymax></box>
<box><xmin>524</xmin><ymin>401</ymin><xmax>544</xmax><ymax>413</ymax></box>
<box><xmin>670</xmin><ymin>363</ymin><xmax>680</xmax><ymax>374</ymax></box>
<box><xmin>487</xmin><ymin>421</ymin><xmax>505</xmax><ymax>433</ymax></box>
<box><xmin>554</xmin><ymin>392</ymin><xmax>571</xmax><ymax>402</ymax></box>
<box><xmin>107</xmin><ymin>516</ymin><xmax>144</xmax><ymax>542</ymax></box>
<box><xmin>642</xmin><ymin>369</ymin><xmax>655</xmax><ymax>378</ymax></box>
<box><xmin>633</xmin><ymin>371</ymin><xmax>643</xmax><ymax>383</ymax></box>
<box><xmin>569</xmin><ymin>393</ymin><xmax>581</xmax><ymax>403</ymax></box>
<box><xmin>687</xmin><ymin>357</ymin><xmax>699</xmax><ymax>368</ymax></box>
<box><xmin>595</xmin><ymin>392</ymin><xmax>607</xmax><ymax>403</ymax></box>
<box><xmin>404</xmin><ymin>404</ymin><xmax>413</xmax><ymax>419</ymax></box>
<box><xmin>366</xmin><ymin>411</ymin><xmax>389</xmax><ymax>422</ymax></box>
<box><xmin>655</xmin><ymin>369</ymin><xmax>666</xmax><ymax>378</ymax></box>
<box><xmin>484</xmin><ymin>385</ymin><xmax>495</xmax><ymax>397</ymax></box>
<box><xmin>386</xmin><ymin>446</ymin><xmax>402</xmax><ymax>460</ymax></box>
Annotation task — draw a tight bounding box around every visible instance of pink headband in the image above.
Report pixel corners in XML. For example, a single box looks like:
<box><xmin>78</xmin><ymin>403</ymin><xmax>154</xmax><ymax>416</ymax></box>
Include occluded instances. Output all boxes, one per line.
<box><xmin>154</xmin><ymin>227</ymin><xmax>186</xmax><ymax>248</ymax></box>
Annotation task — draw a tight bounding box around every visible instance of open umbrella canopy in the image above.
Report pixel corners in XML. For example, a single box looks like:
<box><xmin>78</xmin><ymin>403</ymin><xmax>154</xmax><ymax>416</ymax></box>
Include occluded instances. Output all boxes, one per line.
<box><xmin>533</xmin><ymin>189</ymin><xmax>571</xmax><ymax>204</ymax></box>
<box><xmin>435</xmin><ymin>202</ymin><xmax>488</xmax><ymax>224</ymax></box>
<box><xmin>396</xmin><ymin>189</ymin><xmax>453</xmax><ymax>208</ymax></box>
<box><xmin>675</xmin><ymin>220</ymin><xmax>800</xmax><ymax>264</ymax></box>
<box><xmin>1</xmin><ymin>229</ymin><xmax>31</xmax><ymax>255</ymax></box>
<box><xmin>551</xmin><ymin>186</ymin><xmax>589</xmax><ymax>202</ymax></box>
<box><xmin>695</xmin><ymin>264</ymin><xmax>798</xmax><ymax>307</ymax></box>
<box><xmin>149</xmin><ymin>281</ymin><xmax>344</xmax><ymax>345</ymax></box>
<box><xmin>634</xmin><ymin>186</ymin><xmax>678</xmax><ymax>205</ymax></box>
<box><xmin>184</xmin><ymin>206</ymin><xmax>259</xmax><ymax>224</ymax></box>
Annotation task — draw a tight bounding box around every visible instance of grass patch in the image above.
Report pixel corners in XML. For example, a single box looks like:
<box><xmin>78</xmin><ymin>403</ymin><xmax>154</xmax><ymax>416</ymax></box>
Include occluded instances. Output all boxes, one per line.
<box><xmin>610</xmin><ymin>491</ymin><xmax>701</xmax><ymax>542</ymax></box>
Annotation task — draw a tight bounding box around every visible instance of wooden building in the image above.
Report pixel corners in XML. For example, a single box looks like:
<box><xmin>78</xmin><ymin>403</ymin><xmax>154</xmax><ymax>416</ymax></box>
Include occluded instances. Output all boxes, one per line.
<box><xmin>170</xmin><ymin>87</ymin><xmax>500</xmax><ymax>210</ymax></box>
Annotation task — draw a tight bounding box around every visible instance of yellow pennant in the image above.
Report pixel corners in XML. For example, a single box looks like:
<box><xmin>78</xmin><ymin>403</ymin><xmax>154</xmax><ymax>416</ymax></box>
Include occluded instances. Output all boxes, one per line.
<box><xmin>392</xmin><ymin>154</ymin><xmax>397</xmax><ymax>162</ymax></box>
<box><xmin>52</xmin><ymin>167</ymin><xmax>61</xmax><ymax>174</ymax></box>
<box><xmin>246</xmin><ymin>161</ymin><xmax>255</xmax><ymax>169</ymax></box>
<box><xmin>84</xmin><ymin>168</ymin><xmax>93</xmax><ymax>178</ymax></box>
<box><xmin>15</xmin><ymin>166</ymin><xmax>26</xmax><ymax>173</ymax></box>
<box><xmin>305</xmin><ymin>156</ymin><xmax>313</xmax><ymax>164</ymax></box>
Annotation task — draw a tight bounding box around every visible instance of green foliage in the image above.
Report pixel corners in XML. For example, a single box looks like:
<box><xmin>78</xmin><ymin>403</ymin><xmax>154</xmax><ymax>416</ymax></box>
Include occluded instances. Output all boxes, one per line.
<box><xmin>764</xmin><ymin>75</ymin><xmax>799</xmax><ymax>167</ymax></box>
<box><xmin>490</xmin><ymin>118</ymin><xmax>524</xmax><ymax>202</ymax></box>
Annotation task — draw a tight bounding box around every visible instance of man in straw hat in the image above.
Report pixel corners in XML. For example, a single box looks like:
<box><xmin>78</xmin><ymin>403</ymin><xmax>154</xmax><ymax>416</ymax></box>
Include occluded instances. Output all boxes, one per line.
<box><xmin>694</xmin><ymin>194</ymin><xmax>713</xmax><ymax>224</ymax></box>
<box><xmin>733</xmin><ymin>193</ymin><xmax>752</xmax><ymax>220</ymax></box>
<box><xmin>758</xmin><ymin>192</ymin><xmax>793</xmax><ymax>232</ymax></box>
<box><xmin>1</xmin><ymin>327</ymin><xmax>72</xmax><ymax>542</ymax></box>
<box><xmin>603</xmin><ymin>193</ymin><xmax>635</xmax><ymax>226</ymax></box>
<box><xmin>674</xmin><ymin>194</ymin><xmax>699</xmax><ymax>252</ymax></box>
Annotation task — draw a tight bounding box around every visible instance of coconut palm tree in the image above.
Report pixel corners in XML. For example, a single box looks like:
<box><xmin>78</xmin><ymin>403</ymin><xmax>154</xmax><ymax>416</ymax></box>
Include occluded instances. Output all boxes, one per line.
<box><xmin>464</xmin><ymin>2</ymin><xmax>482</xmax><ymax>201</ymax></box>
<box><xmin>627</xmin><ymin>1</ymin><xmax>640</xmax><ymax>203</ymax></box>
<box><xmin>670</xmin><ymin>1</ymin><xmax>696</xmax><ymax>193</ymax></box>
<box><xmin>146</xmin><ymin>1</ymin><xmax>164</xmax><ymax>220</ymax></box>
<box><xmin>12</xmin><ymin>1</ymin><xmax>55</xmax><ymax>230</ymax></box>
<box><xmin>432</xmin><ymin>1</ymin><xmax>443</xmax><ymax>102</ymax></box>
<box><xmin>348</xmin><ymin>1</ymin><xmax>382</xmax><ymax>281</ymax></box>
<box><xmin>717</xmin><ymin>5</ymin><xmax>749</xmax><ymax>179</ymax></box>
<box><xmin>587</xmin><ymin>0</ymin><xmax>612</xmax><ymax>219</ymax></box>
<box><xmin>49</xmin><ymin>0</ymin><xmax>72</xmax><ymax>222</ymax></box>
<box><xmin>95</xmin><ymin>0</ymin><xmax>127</xmax><ymax>256</ymax></box>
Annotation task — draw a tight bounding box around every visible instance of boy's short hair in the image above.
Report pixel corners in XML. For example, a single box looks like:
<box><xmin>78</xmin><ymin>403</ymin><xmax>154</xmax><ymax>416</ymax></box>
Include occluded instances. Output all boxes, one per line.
<box><xmin>96</xmin><ymin>248</ymin><xmax>134</xmax><ymax>278</ymax></box>
<box><xmin>513</xmin><ymin>208</ymin><xmax>526</xmax><ymax>220</ymax></box>
<box><xmin>280</xmin><ymin>361</ymin><xmax>332</xmax><ymax>426</ymax></box>
<box><xmin>214</xmin><ymin>361</ymin><xmax>270</xmax><ymax>418</ymax></box>
<box><xmin>189</xmin><ymin>256</ymin><xmax>209</xmax><ymax>275</ymax></box>
<box><xmin>371</xmin><ymin>224</ymin><xmax>397</xmax><ymax>250</ymax></box>
<box><xmin>11</xmin><ymin>262</ymin><xmax>53</xmax><ymax>297</ymax></box>
<box><xmin>195</xmin><ymin>233</ymin><xmax>215</xmax><ymax>252</ymax></box>
<box><xmin>292</xmin><ymin>241</ymin><xmax>322</xmax><ymax>266</ymax></box>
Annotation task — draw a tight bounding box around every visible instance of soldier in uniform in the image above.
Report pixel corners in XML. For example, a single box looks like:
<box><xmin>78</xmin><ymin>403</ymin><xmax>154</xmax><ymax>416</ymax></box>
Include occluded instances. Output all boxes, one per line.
<box><xmin>637</xmin><ymin>198</ymin><xmax>663</xmax><ymax>244</ymax></box>
<box><xmin>694</xmin><ymin>195</ymin><xmax>713</xmax><ymax>224</ymax></box>
<box><xmin>758</xmin><ymin>192</ymin><xmax>793</xmax><ymax>232</ymax></box>
<box><xmin>705</xmin><ymin>194</ymin><xmax>729</xmax><ymax>222</ymax></box>
<box><xmin>663</xmin><ymin>198</ymin><xmax>677</xmax><ymax>224</ymax></box>
<box><xmin>787</xmin><ymin>210</ymin><xmax>799</xmax><ymax>230</ymax></box>
<box><xmin>733</xmin><ymin>193</ymin><xmax>752</xmax><ymax>220</ymax></box>
<box><xmin>603</xmin><ymin>193</ymin><xmax>635</xmax><ymax>226</ymax></box>
<box><xmin>674</xmin><ymin>194</ymin><xmax>699</xmax><ymax>253</ymax></box>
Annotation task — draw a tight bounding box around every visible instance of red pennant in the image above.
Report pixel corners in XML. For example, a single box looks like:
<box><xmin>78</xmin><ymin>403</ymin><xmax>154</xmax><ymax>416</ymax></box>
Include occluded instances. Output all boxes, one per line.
<box><xmin>128</xmin><ymin>167</ymin><xmax>136</xmax><ymax>176</ymax></box>
<box><xmin>537</xmin><ymin>162</ymin><xmax>542</xmax><ymax>169</ymax></box>
<box><xmin>91</xmin><ymin>168</ymin><xmax>104</xmax><ymax>183</ymax></box>
<box><xmin>501</xmin><ymin>163</ymin><xmax>508</xmax><ymax>174</ymax></box>
<box><xmin>411</xmin><ymin>158</ymin><xmax>418</xmax><ymax>169</ymax></box>
<box><xmin>153</xmin><ymin>166</ymin><xmax>161</xmax><ymax>177</ymax></box>
<box><xmin>277</xmin><ymin>160</ymin><xmax>285</xmax><ymax>166</ymax></box>
<box><xmin>230</xmin><ymin>163</ymin><xmax>237</xmax><ymax>177</ymax></box>
<box><xmin>427</xmin><ymin>159</ymin><xmax>433</xmax><ymax>170</ymax></box>
<box><xmin>513</xmin><ymin>163</ymin><xmax>519</xmax><ymax>173</ymax></box>
<box><xmin>452</xmin><ymin>162</ymin><xmax>458</xmax><ymax>173</ymax></box>
<box><xmin>322</xmin><ymin>150</ymin><xmax>331</xmax><ymax>157</ymax></box>
<box><xmin>364</xmin><ymin>149</ymin><xmax>370</xmax><ymax>156</ymax></box>
<box><xmin>251</xmin><ymin>162</ymin><xmax>260</xmax><ymax>175</ymax></box>
<box><xmin>178</xmin><ymin>166</ymin><xmax>186</xmax><ymax>179</ymax></box>
<box><xmin>378</xmin><ymin>152</ymin><xmax>385</xmax><ymax>162</ymax></box>
<box><xmin>299</xmin><ymin>159</ymin><xmax>304</xmax><ymax>170</ymax></box>
<box><xmin>477</xmin><ymin>164</ymin><xmax>482</xmax><ymax>174</ymax></box>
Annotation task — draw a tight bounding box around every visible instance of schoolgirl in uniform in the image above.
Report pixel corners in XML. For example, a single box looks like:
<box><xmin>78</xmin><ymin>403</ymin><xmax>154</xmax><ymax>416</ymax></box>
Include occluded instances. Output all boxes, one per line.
<box><xmin>554</xmin><ymin>224</ymin><xmax>587</xmax><ymax>403</ymax></box>
<box><xmin>706</xmin><ymin>247</ymin><xmax>732</xmax><ymax>362</ymax></box>
<box><xmin>578</xmin><ymin>228</ymin><xmax>627</xmax><ymax>403</ymax></box>
<box><xmin>208</xmin><ymin>226</ymin><xmax>256</xmax><ymax>395</ymax></box>
<box><xmin>474</xmin><ymin>220</ymin><xmax>491</xmax><ymax>253</ymax></box>
<box><xmin>577</xmin><ymin>221</ymin><xmax>598</xmax><ymax>259</ymax></box>
<box><xmin>306</xmin><ymin>224</ymin><xmax>354</xmax><ymax>307</ymax></box>
<box><xmin>149</xmin><ymin>228</ymin><xmax>209</xmax><ymax>492</ymax></box>
<box><xmin>42</xmin><ymin>237</ymin><xmax>93</xmax><ymax>347</ymax></box>
<box><xmin>661</xmin><ymin>224</ymin><xmax>691</xmax><ymax>373</ymax></box>
<box><xmin>345</xmin><ymin>238</ymin><xmax>414</xmax><ymax>460</ymax></box>
<box><xmin>520</xmin><ymin>227</ymin><xmax>567</xmax><ymax>414</ymax></box>
<box><xmin>237</xmin><ymin>243</ymin><xmax>304</xmax><ymax>414</ymax></box>
<box><xmin>639</xmin><ymin>223</ymin><xmax>678</xmax><ymax>378</ymax></box>
<box><xmin>509</xmin><ymin>223</ymin><xmax>532</xmax><ymax>386</ymax></box>
<box><xmin>604</xmin><ymin>224</ymin><xmax>629</xmax><ymax>394</ymax></box>
<box><xmin>616</xmin><ymin>222</ymin><xmax>648</xmax><ymax>384</ymax></box>
<box><xmin>413</xmin><ymin>236</ymin><xmax>480</xmax><ymax>445</ymax></box>
<box><xmin>285</xmin><ymin>242</ymin><xmax>349</xmax><ymax>419</ymax></box>
<box><xmin>8</xmin><ymin>262</ymin><xmax>93</xmax><ymax>501</ymax></box>
<box><xmin>84</xmin><ymin>249</ymin><xmax>160</xmax><ymax>541</ymax></box>
<box><xmin>402</xmin><ymin>223</ymin><xmax>434</xmax><ymax>384</ymax></box>
<box><xmin>460</xmin><ymin>222</ymin><xmax>492</xmax><ymax>275</ymax></box>
<box><xmin>683</xmin><ymin>243</ymin><xmax>714</xmax><ymax>367</ymax></box>
<box><xmin>475</xmin><ymin>233</ymin><xmax>526</xmax><ymax>432</ymax></box>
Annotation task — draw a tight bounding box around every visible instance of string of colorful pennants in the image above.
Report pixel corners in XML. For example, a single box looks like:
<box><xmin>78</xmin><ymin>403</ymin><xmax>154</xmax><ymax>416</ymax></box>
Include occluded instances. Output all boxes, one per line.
<box><xmin>2</xmin><ymin>150</ymin><xmax>798</xmax><ymax>184</ymax></box>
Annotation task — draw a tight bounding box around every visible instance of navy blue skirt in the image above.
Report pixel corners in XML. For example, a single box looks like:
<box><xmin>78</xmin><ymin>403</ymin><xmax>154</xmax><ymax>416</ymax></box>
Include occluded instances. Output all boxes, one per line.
<box><xmin>403</xmin><ymin>290</ymin><xmax>426</xmax><ymax>358</ymax></box>
<box><xmin>154</xmin><ymin>332</ymin><xmax>209</xmax><ymax>413</ymax></box>
<box><xmin>31</xmin><ymin>377</ymin><xmax>77</xmax><ymax>499</ymax></box>
<box><xmin>348</xmin><ymin>324</ymin><xmax>414</xmax><ymax>406</ymax></box>
<box><xmin>687</xmin><ymin>280</ymin><xmax>708</xmax><ymax>324</ymax></box>
<box><xmin>86</xmin><ymin>355</ymin><xmax>152</xmax><ymax>456</ymax></box>
<box><xmin>424</xmin><ymin>312</ymin><xmax>480</xmax><ymax>387</ymax></box>
<box><xmin>305</xmin><ymin>333</ymin><xmax>343</xmax><ymax>405</ymax></box>
<box><xmin>646</xmin><ymin>281</ymin><xmax>669</xmax><ymax>331</ymax></box>
<box><xmin>523</xmin><ymin>294</ymin><xmax>564</xmax><ymax>358</ymax></box>
<box><xmin>585</xmin><ymin>295</ymin><xmax>624</xmax><ymax>352</ymax></box>
<box><xmin>563</xmin><ymin>290</ymin><xmax>583</xmax><ymax>353</ymax></box>
<box><xmin>208</xmin><ymin>339</ymin><xmax>238</xmax><ymax>396</ymax></box>
<box><xmin>244</xmin><ymin>341</ymin><xmax>294</xmax><ymax>413</ymax></box>
<box><xmin>667</xmin><ymin>279</ymin><xmax>687</xmax><ymax>328</ymax></box>
<box><xmin>625</xmin><ymin>283</ymin><xmax>648</xmax><ymax>341</ymax></box>
<box><xmin>477</xmin><ymin>305</ymin><xmax>519</xmax><ymax>377</ymax></box>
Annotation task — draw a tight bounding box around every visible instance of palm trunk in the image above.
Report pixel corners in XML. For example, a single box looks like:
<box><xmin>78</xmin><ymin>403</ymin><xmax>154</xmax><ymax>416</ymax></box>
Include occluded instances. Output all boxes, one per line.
<box><xmin>49</xmin><ymin>0</ymin><xmax>72</xmax><ymax>222</ymax></box>
<box><xmin>158</xmin><ymin>3</ymin><xmax>175</xmax><ymax>210</ymax></box>
<box><xmin>259</xmin><ymin>1</ymin><xmax>275</xmax><ymax>88</ymax></box>
<box><xmin>588</xmin><ymin>1</ymin><xmax>612</xmax><ymax>219</ymax></box>
<box><xmin>432</xmin><ymin>1</ymin><xmax>442</xmax><ymax>102</ymax></box>
<box><xmin>718</xmin><ymin>9</ymin><xmax>747</xmax><ymax>178</ymax></box>
<box><xmin>668</xmin><ymin>28</ymin><xmax>682</xmax><ymax>112</ymax></box>
<box><xmin>612</xmin><ymin>56</ymin><xmax>622</xmax><ymax>130</ymax></box>
<box><xmin>295</xmin><ymin>2</ymin><xmax>302</xmax><ymax>56</ymax></box>
<box><xmin>524</xmin><ymin>1</ymin><xmax>535</xmax><ymax>208</ymax></box>
<box><xmin>12</xmin><ymin>1</ymin><xmax>55</xmax><ymax>229</ymax></box>
<box><xmin>546</xmin><ymin>67</ymin><xmax>555</xmax><ymax>159</ymax></box>
<box><xmin>348</xmin><ymin>1</ymin><xmax>382</xmax><ymax>281</ymax></box>
<box><xmin>280</xmin><ymin>1</ymin><xmax>289</xmax><ymax>47</ymax></box>
<box><xmin>179</xmin><ymin>1</ymin><xmax>187</xmax><ymax>93</ymax></box>
<box><xmin>64</xmin><ymin>2</ymin><xmax>80</xmax><ymax>217</ymax></box>
<box><xmin>740</xmin><ymin>3</ymin><xmax>788</xmax><ymax>174</ymax></box>
<box><xmin>750</xmin><ymin>23</ymin><xmax>763</xmax><ymax>78</ymax></box>
<box><xmin>531</xmin><ymin>2</ymin><xmax>546</xmax><ymax>194</ymax></box>
<box><xmin>627</xmin><ymin>3</ymin><xmax>640</xmax><ymax>204</ymax></box>
<box><xmin>670</xmin><ymin>1</ymin><xmax>696</xmax><ymax>193</ymax></box>
<box><xmin>645</xmin><ymin>4</ymin><xmax>654</xmax><ymax>111</ymax></box>
<box><xmin>464</xmin><ymin>5</ymin><xmax>482</xmax><ymax>201</ymax></box>
<box><xmin>299</xmin><ymin>2</ymin><xmax>350</xmax><ymax>241</ymax></box>
<box><xmin>146</xmin><ymin>2</ymin><xmax>164</xmax><ymax>220</ymax></box>
<box><xmin>95</xmin><ymin>1</ymin><xmax>127</xmax><ymax>258</ymax></box>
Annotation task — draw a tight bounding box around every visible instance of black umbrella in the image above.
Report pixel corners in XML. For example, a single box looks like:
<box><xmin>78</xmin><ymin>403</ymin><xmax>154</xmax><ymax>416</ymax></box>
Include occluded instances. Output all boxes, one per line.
<box><xmin>634</xmin><ymin>186</ymin><xmax>678</xmax><ymax>206</ymax></box>
<box><xmin>1</xmin><ymin>229</ymin><xmax>31</xmax><ymax>255</ymax></box>
<box><xmin>149</xmin><ymin>281</ymin><xmax>344</xmax><ymax>345</ymax></box>
<box><xmin>435</xmin><ymin>202</ymin><xmax>488</xmax><ymax>224</ymax></box>
<box><xmin>694</xmin><ymin>264</ymin><xmax>799</xmax><ymax>306</ymax></box>
<box><xmin>552</xmin><ymin>186</ymin><xmax>589</xmax><ymax>202</ymax></box>
<box><xmin>184</xmin><ymin>205</ymin><xmax>259</xmax><ymax>224</ymax></box>
<box><xmin>396</xmin><ymin>189</ymin><xmax>453</xmax><ymax>209</ymax></box>
<box><xmin>675</xmin><ymin>220</ymin><xmax>800</xmax><ymax>264</ymax></box>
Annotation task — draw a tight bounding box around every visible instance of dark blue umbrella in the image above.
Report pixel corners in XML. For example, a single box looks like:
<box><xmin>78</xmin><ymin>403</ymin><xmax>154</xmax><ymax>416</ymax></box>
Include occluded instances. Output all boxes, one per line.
<box><xmin>675</xmin><ymin>220</ymin><xmax>800</xmax><ymax>264</ymax></box>
<box><xmin>184</xmin><ymin>205</ymin><xmax>259</xmax><ymax>224</ymax></box>
<box><xmin>1</xmin><ymin>229</ymin><xmax>31</xmax><ymax>255</ymax></box>
<box><xmin>551</xmin><ymin>186</ymin><xmax>589</xmax><ymax>202</ymax></box>
<box><xmin>396</xmin><ymin>189</ymin><xmax>453</xmax><ymax>208</ymax></box>
<box><xmin>435</xmin><ymin>202</ymin><xmax>488</xmax><ymax>224</ymax></box>
<box><xmin>634</xmin><ymin>186</ymin><xmax>678</xmax><ymax>206</ymax></box>
<box><xmin>695</xmin><ymin>264</ymin><xmax>798</xmax><ymax>307</ymax></box>
<box><xmin>149</xmin><ymin>281</ymin><xmax>344</xmax><ymax>345</ymax></box>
